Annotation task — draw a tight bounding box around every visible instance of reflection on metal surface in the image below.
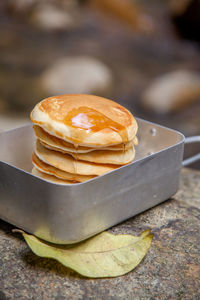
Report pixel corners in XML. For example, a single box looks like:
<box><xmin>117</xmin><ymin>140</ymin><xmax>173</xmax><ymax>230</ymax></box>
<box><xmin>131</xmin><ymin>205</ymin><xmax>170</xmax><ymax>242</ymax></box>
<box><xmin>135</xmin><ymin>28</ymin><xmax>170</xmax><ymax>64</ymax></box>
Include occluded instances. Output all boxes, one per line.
<box><xmin>149</xmin><ymin>128</ymin><xmax>157</xmax><ymax>136</ymax></box>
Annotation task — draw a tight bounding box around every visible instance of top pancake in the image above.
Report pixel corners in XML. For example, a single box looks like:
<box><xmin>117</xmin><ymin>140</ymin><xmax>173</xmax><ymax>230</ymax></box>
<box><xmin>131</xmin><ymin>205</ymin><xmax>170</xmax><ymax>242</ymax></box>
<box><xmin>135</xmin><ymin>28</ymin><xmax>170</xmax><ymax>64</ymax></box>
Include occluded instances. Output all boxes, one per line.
<box><xmin>30</xmin><ymin>94</ymin><xmax>138</xmax><ymax>147</ymax></box>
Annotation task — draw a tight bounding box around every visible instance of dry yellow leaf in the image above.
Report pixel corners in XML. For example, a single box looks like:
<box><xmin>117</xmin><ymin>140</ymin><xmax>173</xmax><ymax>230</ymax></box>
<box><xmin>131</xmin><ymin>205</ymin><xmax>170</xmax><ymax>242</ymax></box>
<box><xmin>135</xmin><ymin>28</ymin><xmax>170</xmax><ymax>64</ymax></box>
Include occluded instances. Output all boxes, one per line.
<box><xmin>18</xmin><ymin>229</ymin><xmax>153</xmax><ymax>278</ymax></box>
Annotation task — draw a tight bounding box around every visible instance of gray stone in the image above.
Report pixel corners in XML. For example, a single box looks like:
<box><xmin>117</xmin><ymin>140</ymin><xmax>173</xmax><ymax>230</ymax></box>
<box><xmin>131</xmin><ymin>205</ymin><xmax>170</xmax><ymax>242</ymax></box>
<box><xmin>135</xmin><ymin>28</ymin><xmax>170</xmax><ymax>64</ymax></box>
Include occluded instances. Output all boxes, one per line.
<box><xmin>30</xmin><ymin>4</ymin><xmax>75</xmax><ymax>31</ymax></box>
<box><xmin>142</xmin><ymin>70</ymin><xmax>200</xmax><ymax>113</ymax></box>
<box><xmin>0</xmin><ymin>168</ymin><xmax>200</xmax><ymax>299</ymax></box>
<box><xmin>40</xmin><ymin>56</ymin><xmax>113</xmax><ymax>95</ymax></box>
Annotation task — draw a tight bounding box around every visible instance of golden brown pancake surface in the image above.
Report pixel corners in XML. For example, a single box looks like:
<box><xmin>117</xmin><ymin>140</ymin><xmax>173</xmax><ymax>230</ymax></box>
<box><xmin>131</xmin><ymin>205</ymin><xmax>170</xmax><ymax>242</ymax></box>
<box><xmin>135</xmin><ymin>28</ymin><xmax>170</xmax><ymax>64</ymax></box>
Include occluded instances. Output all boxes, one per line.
<box><xmin>30</xmin><ymin>94</ymin><xmax>138</xmax><ymax>146</ymax></box>
<box><xmin>32</xmin><ymin>153</ymin><xmax>95</xmax><ymax>183</ymax></box>
<box><xmin>41</xmin><ymin>141</ymin><xmax>135</xmax><ymax>164</ymax></box>
<box><xmin>35</xmin><ymin>139</ymin><xmax>118</xmax><ymax>176</ymax></box>
<box><xmin>32</xmin><ymin>167</ymin><xmax>75</xmax><ymax>184</ymax></box>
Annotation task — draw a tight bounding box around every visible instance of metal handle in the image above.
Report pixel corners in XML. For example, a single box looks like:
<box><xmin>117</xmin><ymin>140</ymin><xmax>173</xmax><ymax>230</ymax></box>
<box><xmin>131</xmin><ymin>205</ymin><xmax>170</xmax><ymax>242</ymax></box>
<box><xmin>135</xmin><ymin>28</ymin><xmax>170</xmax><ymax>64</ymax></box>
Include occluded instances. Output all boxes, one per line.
<box><xmin>182</xmin><ymin>136</ymin><xmax>200</xmax><ymax>167</ymax></box>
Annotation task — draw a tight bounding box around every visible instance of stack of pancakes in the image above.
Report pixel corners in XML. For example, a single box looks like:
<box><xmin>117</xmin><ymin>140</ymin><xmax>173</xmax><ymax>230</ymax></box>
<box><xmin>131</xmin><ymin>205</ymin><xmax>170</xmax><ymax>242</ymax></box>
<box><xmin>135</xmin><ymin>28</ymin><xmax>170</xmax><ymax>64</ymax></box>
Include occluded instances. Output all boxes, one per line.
<box><xmin>30</xmin><ymin>94</ymin><xmax>138</xmax><ymax>184</ymax></box>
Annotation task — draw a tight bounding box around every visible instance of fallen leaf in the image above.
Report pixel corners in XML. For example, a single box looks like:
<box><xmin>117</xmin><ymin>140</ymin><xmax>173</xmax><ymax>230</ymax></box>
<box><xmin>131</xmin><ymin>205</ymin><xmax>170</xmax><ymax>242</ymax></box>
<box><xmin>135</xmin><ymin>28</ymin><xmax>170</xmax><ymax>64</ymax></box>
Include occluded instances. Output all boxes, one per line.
<box><xmin>17</xmin><ymin>229</ymin><xmax>153</xmax><ymax>278</ymax></box>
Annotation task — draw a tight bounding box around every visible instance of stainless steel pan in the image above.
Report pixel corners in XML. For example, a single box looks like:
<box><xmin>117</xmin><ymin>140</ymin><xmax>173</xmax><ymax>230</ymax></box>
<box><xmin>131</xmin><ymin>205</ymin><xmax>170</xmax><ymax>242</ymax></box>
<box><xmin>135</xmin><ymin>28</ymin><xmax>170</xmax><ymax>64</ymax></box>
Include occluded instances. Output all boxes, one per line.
<box><xmin>0</xmin><ymin>118</ymin><xmax>199</xmax><ymax>244</ymax></box>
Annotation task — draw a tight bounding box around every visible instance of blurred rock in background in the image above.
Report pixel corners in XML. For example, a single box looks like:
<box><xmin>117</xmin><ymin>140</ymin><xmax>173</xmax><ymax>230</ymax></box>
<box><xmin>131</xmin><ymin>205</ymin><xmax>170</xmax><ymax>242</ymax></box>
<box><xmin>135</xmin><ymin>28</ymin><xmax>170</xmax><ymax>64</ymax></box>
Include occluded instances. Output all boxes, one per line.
<box><xmin>40</xmin><ymin>56</ymin><xmax>113</xmax><ymax>95</ymax></box>
<box><xmin>142</xmin><ymin>70</ymin><xmax>200</xmax><ymax>113</ymax></box>
<box><xmin>5</xmin><ymin>0</ymin><xmax>79</xmax><ymax>27</ymax></box>
<box><xmin>0</xmin><ymin>0</ymin><xmax>200</xmax><ymax>167</ymax></box>
<box><xmin>29</xmin><ymin>4</ymin><xmax>76</xmax><ymax>31</ymax></box>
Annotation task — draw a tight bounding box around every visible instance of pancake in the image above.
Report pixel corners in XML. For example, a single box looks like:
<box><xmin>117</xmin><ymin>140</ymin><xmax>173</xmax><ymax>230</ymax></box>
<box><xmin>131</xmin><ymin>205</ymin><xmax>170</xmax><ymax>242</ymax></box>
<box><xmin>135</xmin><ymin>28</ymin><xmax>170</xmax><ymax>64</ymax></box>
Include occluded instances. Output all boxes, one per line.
<box><xmin>32</xmin><ymin>167</ymin><xmax>74</xmax><ymax>185</ymax></box>
<box><xmin>30</xmin><ymin>94</ymin><xmax>138</xmax><ymax>147</ymax></box>
<box><xmin>68</xmin><ymin>147</ymin><xmax>135</xmax><ymax>164</ymax></box>
<box><xmin>35</xmin><ymin>139</ymin><xmax>118</xmax><ymax>176</ymax></box>
<box><xmin>41</xmin><ymin>141</ymin><xmax>135</xmax><ymax>164</ymax></box>
<box><xmin>34</xmin><ymin>125</ymin><xmax>137</xmax><ymax>153</ymax></box>
<box><xmin>32</xmin><ymin>153</ymin><xmax>95</xmax><ymax>183</ymax></box>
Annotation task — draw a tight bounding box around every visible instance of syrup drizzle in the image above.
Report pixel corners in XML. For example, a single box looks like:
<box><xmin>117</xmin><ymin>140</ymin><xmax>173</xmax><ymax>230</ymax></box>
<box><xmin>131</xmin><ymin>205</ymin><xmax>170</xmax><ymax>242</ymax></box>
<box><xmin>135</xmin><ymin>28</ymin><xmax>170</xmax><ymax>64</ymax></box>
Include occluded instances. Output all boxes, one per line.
<box><xmin>74</xmin><ymin>143</ymin><xmax>78</xmax><ymax>174</ymax></box>
<box><xmin>123</xmin><ymin>143</ymin><xmax>126</xmax><ymax>163</ymax></box>
<box><xmin>64</xmin><ymin>106</ymin><xmax>128</xmax><ymax>144</ymax></box>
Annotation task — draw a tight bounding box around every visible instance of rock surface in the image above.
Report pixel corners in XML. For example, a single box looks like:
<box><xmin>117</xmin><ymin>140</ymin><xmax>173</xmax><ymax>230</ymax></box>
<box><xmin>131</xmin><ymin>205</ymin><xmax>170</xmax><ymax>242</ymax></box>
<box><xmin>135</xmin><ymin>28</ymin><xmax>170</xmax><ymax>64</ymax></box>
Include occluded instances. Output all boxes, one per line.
<box><xmin>0</xmin><ymin>168</ymin><xmax>200</xmax><ymax>299</ymax></box>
